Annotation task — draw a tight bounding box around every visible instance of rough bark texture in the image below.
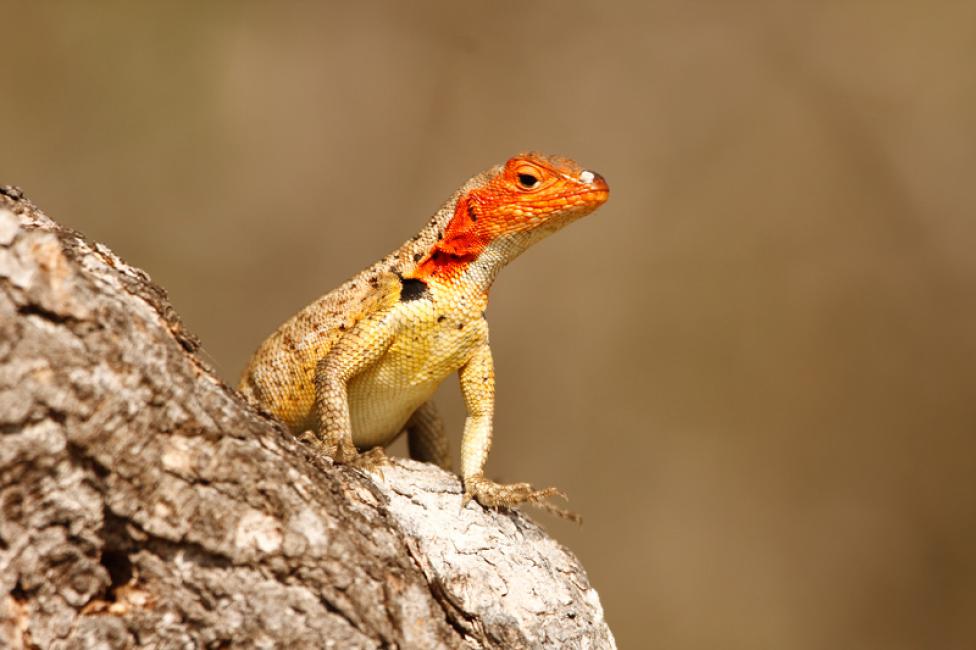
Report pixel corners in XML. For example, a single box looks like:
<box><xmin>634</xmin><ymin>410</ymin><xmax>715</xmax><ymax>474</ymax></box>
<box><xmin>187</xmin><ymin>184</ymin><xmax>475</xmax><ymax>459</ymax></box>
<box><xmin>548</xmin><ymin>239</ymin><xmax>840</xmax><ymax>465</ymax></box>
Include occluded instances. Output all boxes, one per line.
<box><xmin>0</xmin><ymin>188</ymin><xmax>614</xmax><ymax>650</ymax></box>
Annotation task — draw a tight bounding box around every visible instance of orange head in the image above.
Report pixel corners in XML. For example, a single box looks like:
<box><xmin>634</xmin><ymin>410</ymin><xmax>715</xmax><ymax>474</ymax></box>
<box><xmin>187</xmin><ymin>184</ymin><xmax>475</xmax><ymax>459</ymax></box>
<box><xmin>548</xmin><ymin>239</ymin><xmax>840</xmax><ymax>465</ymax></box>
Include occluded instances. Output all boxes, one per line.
<box><xmin>414</xmin><ymin>153</ymin><xmax>610</xmax><ymax>281</ymax></box>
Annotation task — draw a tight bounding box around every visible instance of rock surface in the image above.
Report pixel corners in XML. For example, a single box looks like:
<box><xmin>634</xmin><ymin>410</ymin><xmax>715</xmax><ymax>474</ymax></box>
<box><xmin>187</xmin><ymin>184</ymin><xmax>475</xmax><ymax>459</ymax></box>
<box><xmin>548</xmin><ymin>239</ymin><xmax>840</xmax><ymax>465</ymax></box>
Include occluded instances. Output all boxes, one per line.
<box><xmin>0</xmin><ymin>188</ymin><xmax>615</xmax><ymax>649</ymax></box>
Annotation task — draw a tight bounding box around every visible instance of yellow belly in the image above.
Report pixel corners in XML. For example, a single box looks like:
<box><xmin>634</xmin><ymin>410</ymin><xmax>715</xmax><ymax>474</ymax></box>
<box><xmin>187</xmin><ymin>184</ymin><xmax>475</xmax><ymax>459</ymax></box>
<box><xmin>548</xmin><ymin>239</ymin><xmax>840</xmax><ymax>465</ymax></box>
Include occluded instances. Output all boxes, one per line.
<box><xmin>243</xmin><ymin>279</ymin><xmax>489</xmax><ymax>445</ymax></box>
<box><xmin>347</xmin><ymin>311</ymin><xmax>488</xmax><ymax>447</ymax></box>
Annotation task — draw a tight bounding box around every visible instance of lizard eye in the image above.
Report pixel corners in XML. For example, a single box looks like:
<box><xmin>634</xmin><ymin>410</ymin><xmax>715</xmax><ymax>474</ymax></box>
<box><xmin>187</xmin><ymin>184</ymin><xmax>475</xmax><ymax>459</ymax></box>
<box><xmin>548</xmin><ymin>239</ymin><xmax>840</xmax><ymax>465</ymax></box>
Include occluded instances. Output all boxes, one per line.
<box><xmin>517</xmin><ymin>172</ymin><xmax>540</xmax><ymax>189</ymax></box>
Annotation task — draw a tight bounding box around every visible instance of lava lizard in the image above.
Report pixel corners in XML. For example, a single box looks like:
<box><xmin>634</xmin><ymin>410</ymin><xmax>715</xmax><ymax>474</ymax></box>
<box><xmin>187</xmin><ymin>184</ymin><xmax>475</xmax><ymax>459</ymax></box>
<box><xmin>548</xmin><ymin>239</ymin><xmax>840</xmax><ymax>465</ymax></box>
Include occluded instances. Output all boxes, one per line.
<box><xmin>239</xmin><ymin>153</ymin><xmax>609</xmax><ymax>519</ymax></box>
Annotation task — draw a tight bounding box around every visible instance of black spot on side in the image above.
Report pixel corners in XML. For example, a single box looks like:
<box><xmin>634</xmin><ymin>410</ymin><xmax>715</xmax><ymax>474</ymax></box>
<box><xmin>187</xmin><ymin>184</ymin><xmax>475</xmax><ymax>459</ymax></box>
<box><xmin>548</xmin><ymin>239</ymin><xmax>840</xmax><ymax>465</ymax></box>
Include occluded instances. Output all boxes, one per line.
<box><xmin>437</xmin><ymin>315</ymin><xmax>446</xmax><ymax>323</ymax></box>
<box><xmin>467</xmin><ymin>203</ymin><xmax>478</xmax><ymax>222</ymax></box>
<box><xmin>400</xmin><ymin>277</ymin><xmax>430</xmax><ymax>302</ymax></box>
<box><xmin>413</xmin><ymin>252</ymin><xmax>422</xmax><ymax>262</ymax></box>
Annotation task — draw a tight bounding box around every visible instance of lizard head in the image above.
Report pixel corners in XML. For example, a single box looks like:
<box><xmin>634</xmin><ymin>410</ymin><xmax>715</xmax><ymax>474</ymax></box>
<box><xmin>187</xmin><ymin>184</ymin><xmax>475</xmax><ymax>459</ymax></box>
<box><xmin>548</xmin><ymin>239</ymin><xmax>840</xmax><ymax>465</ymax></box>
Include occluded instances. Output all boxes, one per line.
<box><xmin>469</xmin><ymin>153</ymin><xmax>610</xmax><ymax>237</ymax></box>
<box><xmin>413</xmin><ymin>153</ymin><xmax>609</xmax><ymax>282</ymax></box>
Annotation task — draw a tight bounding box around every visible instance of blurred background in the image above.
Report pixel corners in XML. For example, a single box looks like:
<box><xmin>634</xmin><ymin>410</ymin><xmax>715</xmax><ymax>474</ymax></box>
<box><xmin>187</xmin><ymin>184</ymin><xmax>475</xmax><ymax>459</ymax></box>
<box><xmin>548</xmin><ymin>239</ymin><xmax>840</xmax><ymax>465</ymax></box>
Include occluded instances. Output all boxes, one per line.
<box><xmin>2</xmin><ymin>2</ymin><xmax>975</xmax><ymax>647</ymax></box>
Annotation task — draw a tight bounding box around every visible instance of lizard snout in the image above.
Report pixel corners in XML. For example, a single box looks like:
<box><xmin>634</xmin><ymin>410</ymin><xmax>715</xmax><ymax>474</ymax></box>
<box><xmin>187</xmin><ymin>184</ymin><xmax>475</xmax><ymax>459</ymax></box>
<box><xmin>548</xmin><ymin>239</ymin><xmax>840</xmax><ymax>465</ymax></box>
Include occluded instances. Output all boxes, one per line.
<box><xmin>579</xmin><ymin>170</ymin><xmax>609</xmax><ymax>193</ymax></box>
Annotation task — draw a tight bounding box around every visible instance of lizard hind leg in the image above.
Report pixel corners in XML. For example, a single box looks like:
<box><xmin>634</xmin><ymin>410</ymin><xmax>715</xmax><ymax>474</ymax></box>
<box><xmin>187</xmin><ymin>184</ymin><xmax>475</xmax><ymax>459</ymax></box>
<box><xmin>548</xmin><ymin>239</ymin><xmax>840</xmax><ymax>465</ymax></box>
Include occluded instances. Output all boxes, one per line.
<box><xmin>406</xmin><ymin>401</ymin><xmax>452</xmax><ymax>470</ymax></box>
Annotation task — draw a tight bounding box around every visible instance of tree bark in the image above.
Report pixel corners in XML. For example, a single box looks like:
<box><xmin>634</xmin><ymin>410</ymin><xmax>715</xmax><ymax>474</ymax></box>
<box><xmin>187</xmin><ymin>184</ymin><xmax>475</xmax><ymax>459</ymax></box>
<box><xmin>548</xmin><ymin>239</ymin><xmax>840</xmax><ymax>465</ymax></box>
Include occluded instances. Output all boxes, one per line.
<box><xmin>0</xmin><ymin>188</ymin><xmax>615</xmax><ymax>649</ymax></box>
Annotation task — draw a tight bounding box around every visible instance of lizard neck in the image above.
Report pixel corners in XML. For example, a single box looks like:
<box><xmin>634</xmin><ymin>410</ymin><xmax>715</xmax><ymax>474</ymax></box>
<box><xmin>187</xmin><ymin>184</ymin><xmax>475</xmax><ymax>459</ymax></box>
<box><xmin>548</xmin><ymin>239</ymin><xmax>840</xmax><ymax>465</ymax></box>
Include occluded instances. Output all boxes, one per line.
<box><xmin>400</xmin><ymin>176</ymin><xmax>583</xmax><ymax>294</ymax></box>
<box><xmin>408</xmin><ymin>195</ymin><xmax>558</xmax><ymax>293</ymax></box>
<box><xmin>413</xmin><ymin>231</ymin><xmax>544</xmax><ymax>295</ymax></box>
<box><xmin>457</xmin><ymin>232</ymin><xmax>540</xmax><ymax>292</ymax></box>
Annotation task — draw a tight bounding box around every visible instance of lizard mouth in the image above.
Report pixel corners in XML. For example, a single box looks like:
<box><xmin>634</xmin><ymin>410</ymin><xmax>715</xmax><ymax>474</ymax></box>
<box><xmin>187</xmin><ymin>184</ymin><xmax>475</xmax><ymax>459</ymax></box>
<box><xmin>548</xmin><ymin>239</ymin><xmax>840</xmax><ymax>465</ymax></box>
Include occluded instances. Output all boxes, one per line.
<box><xmin>570</xmin><ymin>184</ymin><xmax>610</xmax><ymax>206</ymax></box>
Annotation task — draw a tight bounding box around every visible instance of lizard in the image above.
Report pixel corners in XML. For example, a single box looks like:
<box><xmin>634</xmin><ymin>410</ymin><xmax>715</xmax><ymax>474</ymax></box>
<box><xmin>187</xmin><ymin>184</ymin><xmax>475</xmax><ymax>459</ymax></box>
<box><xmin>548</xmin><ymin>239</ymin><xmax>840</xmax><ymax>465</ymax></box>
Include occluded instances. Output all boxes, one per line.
<box><xmin>238</xmin><ymin>153</ymin><xmax>609</xmax><ymax>519</ymax></box>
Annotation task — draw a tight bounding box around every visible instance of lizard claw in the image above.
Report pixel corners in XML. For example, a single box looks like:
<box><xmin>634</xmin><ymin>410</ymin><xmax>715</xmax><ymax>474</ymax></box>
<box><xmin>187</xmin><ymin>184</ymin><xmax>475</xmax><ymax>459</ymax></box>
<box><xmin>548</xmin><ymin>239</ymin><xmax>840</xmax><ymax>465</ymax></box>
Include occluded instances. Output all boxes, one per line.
<box><xmin>296</xmin><ymin>431</ymin><xmax>387</xmax><ymax>478</ymax></box>
<box><xmin>297</xmin><ymin>429</ymin><xmax>336</xmax><ymax>456</ymax></box>
<box><xmin>463</xmin><ymin>476</ymin><xmax>581</xmax><ymax>524</ymax></box>
<box><xmin>347</xmin><ymin>446</ymin><xmax>390</xmax><ymax>478</ymax></box>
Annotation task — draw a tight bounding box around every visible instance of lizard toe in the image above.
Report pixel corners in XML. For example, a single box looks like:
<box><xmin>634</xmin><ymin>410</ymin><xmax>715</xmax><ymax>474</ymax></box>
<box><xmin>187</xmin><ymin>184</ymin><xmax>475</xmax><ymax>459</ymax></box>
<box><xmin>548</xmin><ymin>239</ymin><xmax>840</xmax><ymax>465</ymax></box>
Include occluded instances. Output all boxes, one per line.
<box><xmin>464</xmin><ymin>476</ymin><xmax>581</xmax><ymax>524</ymax></box>
<box><xmin>347</xmin><ymin>446</ymin><xmax>390</xmax><ymax>477</ymax></box>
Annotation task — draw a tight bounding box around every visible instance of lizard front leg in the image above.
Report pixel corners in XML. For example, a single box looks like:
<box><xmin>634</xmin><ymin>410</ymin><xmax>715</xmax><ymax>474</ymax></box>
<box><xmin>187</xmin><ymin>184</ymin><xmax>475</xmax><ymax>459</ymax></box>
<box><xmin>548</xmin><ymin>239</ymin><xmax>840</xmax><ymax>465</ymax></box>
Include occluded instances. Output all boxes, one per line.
<box><xmin>459</xmin><ymin>342</ymin><xmax>580</xmax><ymax>522</ymax></box>
<box><xmin>306</xmin><ymin>291</ymin><xmax>399</xmax><ymax>469</ymax></box>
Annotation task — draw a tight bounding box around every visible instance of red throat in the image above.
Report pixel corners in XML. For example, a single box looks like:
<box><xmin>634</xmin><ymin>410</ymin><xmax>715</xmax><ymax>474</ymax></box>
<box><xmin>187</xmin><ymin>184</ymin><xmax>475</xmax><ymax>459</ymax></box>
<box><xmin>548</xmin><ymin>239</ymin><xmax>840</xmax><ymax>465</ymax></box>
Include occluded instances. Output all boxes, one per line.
<box><xmin>412</xmin><ymin>195</ymin><xmax>487</xmax><ymax>281</ymax></box>
<box><xmin>408</xmin><ymin>153</ymin><xmax>610</xmax><ymax>283</ymax></box>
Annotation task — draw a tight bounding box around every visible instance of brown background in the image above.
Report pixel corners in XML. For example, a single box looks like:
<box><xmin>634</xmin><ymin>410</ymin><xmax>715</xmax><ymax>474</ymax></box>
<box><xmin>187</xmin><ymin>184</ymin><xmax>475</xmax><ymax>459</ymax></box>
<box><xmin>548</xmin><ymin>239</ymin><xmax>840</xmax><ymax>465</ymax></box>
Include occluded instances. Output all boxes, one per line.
<box><xmin>3</xmin><ymin>2</ymin><xmax>974</xmax><ymax>647</ymax></box>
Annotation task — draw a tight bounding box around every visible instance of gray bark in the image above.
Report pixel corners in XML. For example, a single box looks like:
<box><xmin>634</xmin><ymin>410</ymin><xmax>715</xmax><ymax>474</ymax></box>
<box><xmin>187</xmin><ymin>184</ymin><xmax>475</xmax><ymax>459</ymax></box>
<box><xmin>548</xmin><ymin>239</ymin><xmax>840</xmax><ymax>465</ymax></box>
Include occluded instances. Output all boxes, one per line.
<box><xmin>0</xmin><ymin>188</ymin><xmax>615</xmax><ymax>649</ymax></box>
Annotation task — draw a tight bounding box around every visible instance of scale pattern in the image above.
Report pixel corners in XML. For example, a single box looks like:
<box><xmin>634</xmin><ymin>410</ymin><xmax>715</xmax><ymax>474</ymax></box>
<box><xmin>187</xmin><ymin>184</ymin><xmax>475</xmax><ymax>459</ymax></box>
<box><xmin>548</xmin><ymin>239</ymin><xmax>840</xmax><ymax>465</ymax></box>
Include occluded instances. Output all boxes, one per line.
<box><xmin>239</xmin><ymin>153</ymin><xmax>609</xmax><ymax>517</ymax></box>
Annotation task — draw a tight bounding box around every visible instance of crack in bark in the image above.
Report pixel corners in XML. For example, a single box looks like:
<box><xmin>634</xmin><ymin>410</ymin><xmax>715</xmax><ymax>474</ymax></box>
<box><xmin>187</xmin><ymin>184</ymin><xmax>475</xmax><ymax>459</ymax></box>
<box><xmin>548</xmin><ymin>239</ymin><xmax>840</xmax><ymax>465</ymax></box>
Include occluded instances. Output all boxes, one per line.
<box><xmin>16</xmin><ymin>302</ymin><xmax>81</xmax><ymax>326</ymax></box>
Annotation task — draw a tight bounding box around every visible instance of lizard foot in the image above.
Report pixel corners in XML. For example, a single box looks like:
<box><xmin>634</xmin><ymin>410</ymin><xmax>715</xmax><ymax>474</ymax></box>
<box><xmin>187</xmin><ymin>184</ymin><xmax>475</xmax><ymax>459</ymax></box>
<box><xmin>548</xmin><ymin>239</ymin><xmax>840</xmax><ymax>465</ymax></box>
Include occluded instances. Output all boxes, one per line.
<box><xmin>297</xmin><ymin>429</ymin><xmax>355</xmax><ymax>459</ymax></box>
<box><xmin>463</xmin><ymin>475</ymin><xmax>581</xmax><ymax>524</ymax></box>
<box><xmin>346</xmin><ymin>446</ymin><xmax>390</xmax><ymax>475</ymax></box>
<box><xmin>296</xmin><ymin>431</ymin><xmax>387</xmax><ymax>475</ymax></box>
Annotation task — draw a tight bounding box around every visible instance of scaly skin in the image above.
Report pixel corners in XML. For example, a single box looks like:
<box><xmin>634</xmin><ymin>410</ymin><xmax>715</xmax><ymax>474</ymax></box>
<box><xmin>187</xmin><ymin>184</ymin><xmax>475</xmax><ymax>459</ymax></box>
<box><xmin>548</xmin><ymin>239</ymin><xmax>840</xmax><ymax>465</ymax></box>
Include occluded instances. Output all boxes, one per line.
<box><xmin>239</xmin><ymin>153</ymin><xmax>609</xmax><ymax>519</ymax></box>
